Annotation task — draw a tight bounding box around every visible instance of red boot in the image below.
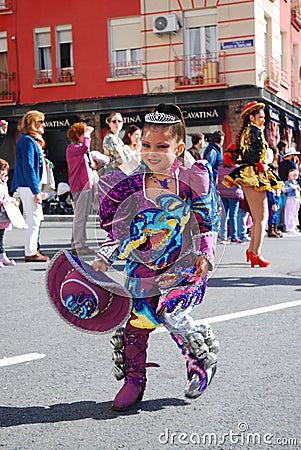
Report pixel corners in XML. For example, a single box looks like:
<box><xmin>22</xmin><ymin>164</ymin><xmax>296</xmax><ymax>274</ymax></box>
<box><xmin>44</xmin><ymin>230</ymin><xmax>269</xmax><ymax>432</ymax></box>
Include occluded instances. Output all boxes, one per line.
<box><xmin>112</xmin><ymin>329</ymin><xmax>157</xmax><ymax>411</ymax></box>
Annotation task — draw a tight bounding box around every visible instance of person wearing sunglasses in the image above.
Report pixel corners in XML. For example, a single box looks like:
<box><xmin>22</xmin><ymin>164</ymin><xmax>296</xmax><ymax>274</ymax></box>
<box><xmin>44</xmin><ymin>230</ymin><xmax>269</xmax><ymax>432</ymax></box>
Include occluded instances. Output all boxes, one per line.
<box><xmin>11</xmin><ymin>110</ymin><xmax>49</xmax><ymax>262</ymax></box>
<box><xmin>102</xmin><ymin>112</ymin><xmax>127</xmax><ymax>169</ymax></box>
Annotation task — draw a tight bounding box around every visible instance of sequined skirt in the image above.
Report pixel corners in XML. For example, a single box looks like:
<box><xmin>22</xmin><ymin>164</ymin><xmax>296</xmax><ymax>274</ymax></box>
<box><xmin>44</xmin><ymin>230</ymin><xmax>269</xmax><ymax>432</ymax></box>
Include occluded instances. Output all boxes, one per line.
<box><xmin>222</xmin><ymin>164</ymin><xmax>284</xmax><ymax>192</ymax></box>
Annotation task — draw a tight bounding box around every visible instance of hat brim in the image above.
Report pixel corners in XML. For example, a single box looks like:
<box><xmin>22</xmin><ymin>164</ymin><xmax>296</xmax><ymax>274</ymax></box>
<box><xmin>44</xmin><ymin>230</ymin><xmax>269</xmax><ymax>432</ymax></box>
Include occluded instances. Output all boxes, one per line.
<box><xmin>46</xmin><ymin>250</ymin><xmax>132</xmax><ymax>334</ymax></box>
<box><xmin>285</xmin><ymin>151</ymin><xmax>300</xmax><ymax>156</ymax></box>
<box><xmin>240</xmin><ymin>102</ymin><xmax>265</xmax><ymax>119</ymax></box>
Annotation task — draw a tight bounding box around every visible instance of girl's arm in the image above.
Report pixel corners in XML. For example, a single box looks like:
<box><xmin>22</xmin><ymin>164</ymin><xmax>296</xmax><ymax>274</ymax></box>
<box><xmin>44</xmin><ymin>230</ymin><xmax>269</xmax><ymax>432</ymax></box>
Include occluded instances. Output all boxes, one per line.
<box><xmin>189</xmin><ymin>161</ymin><xmax>219</xmax><ymax>272</ymax></box>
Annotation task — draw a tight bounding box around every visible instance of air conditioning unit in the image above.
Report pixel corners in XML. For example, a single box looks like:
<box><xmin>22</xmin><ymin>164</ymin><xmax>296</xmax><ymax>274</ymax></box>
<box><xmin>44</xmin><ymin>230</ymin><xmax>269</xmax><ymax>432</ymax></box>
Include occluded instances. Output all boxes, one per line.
<box><xmin>153</xmin><ymin>13</ymin><xmax>180</xmax><ymax>35</ymax></box>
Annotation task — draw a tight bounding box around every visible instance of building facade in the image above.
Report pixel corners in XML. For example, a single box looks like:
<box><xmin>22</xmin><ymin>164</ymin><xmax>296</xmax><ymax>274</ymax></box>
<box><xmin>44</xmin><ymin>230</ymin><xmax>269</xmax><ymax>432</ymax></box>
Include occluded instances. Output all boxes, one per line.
<box><xmin>0</xmin><ymin>0</ymin><xmax>300</xmax><ymax>183</ymax></box>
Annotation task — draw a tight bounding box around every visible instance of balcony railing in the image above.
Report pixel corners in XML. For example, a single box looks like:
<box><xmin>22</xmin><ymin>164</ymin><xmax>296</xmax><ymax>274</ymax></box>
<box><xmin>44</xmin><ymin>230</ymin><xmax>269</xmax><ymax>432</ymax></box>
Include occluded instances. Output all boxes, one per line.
<box><xmin>292</xmin><ymin>0</ymin><xmax>301</xmax><ymax>30</ymax></box>
<box><xmin>0</xmin><ymin>72</ymin><xmax>15</xmax><ymax>103</ymax></box>
<box><xmin>57</xmin><ymin>67</ymin><xmax>74</xmax><ymax>83</ymax></box>
<box><xmin>36</xmin><ymin>69</ymin><xmax>53</xmax><ymax>85</ymax></box>
<box><xmin>109</xmin><ymin>61</ymin><xmax>142</xmax><ymax>78</ymax></box>
<box><xmin>174</xmin><ymin>53</ymin><xmax>226</xmax><ymax>88</ymax></box>
<box><xmin>264</xmin><ymin>56</ymin><xmax>280</xmax><ymax>92</ymax></box>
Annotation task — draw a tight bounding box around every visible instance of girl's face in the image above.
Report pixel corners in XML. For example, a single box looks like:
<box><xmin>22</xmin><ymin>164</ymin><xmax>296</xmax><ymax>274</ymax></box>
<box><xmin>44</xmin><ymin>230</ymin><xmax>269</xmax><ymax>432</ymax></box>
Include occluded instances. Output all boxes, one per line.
<box><xmin>141</xmin><ymin>126</ymin><xmax>184</xmax><ymax>173</ymax></box>
<box><xmin>0</xmin><ymin>167</ymin><xmax>8</xmax><ymax>182</ymax></box>
<box><xmin>288</xmin><ymin>171</ymin><xmax>298</xmax><ymax>181</ymax></box>
<box><xmin>109</xmin><ymin>114</ymin><xmax>123</xmax><ymax>134</ymax></box>
<box><xmin>250</xmin><ymin>109</ymin><xmax>265</xmax><ymax>128</ymax></box>
<box><xmin>130</xmin><ymin>129</ymin><xmax>141</xmax><ymax>146</ymax></box>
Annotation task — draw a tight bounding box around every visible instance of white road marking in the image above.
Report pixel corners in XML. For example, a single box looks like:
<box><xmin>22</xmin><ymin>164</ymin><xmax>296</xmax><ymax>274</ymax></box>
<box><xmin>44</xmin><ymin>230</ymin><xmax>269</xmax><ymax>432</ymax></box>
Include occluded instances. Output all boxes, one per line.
<box><xmin>0</xmin><ymin>352</ymin><xmax>46</xmax><ymax>367</ymax></box>
<box><xmin>154</xmin><ymin>299</ymin><xmax>301</xmax><ymax>333</ymax></box>
<box><xmin>2</xmin><ymin>301</ymin><xmax>300</xmax><ymax>364</ymax></box>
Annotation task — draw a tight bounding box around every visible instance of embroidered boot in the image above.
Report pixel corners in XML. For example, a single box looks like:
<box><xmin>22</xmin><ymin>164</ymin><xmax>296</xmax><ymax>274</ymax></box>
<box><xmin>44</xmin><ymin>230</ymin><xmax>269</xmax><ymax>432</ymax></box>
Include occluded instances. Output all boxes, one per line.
<box><xmin>112</xmin><ymin>328</ymin><xmax>156</xmax><ymax>411</ymax></box>
<box><xmin>170</xmin><ymin>322</ymin><xmax>219</xmax><ymax>399</ymax></box>
<box><xmin>184</xmin><ymin>354</ymin><xmax>217</xmax><ymax>399</ymax></box>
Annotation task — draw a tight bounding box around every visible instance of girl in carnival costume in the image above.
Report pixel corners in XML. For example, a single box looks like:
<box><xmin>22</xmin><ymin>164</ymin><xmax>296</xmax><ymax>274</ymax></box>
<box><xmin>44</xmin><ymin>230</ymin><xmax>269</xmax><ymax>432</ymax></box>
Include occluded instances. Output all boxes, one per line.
<box><xmin>222</xmin><ymin>101</ymin><xmax>284</xmax><ymax>267</ymax></box>
<box><xmin>0</xmin><ymin>158</ymin><xmax>17</xmax><ymax>266</ymax></box>
<box><xmin>92</xmin><ymin>103</ymin><xmax>220</xmax><ymax>411</ymax></box>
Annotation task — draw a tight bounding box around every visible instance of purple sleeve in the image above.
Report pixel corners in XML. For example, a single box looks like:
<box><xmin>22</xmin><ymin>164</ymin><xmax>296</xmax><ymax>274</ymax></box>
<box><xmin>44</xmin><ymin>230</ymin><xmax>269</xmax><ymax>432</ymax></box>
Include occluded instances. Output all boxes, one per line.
<box><xmin>189</xmin><ymin>161</ymin><xmax>219</xmax><ymax>266</ymax></box>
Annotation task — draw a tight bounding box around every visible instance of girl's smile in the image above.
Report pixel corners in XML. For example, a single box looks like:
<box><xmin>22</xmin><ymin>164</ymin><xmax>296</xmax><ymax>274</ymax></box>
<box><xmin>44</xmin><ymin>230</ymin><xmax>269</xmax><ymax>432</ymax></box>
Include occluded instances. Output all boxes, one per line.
<box><xmin>141</xmin><ymin>127</ymin><xmax>183</xmax><ymax>173</ymax></box>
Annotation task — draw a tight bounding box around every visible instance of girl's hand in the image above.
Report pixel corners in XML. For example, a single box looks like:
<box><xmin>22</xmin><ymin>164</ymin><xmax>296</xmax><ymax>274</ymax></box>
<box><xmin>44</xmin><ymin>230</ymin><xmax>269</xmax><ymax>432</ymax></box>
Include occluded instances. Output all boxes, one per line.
<box><xmin>194</xmin><ymin>255</ymin><xmax>209</xmax><ymax>277</ymax></box>
<box><xmin>92</xmin><ymin>260</ymin><xmax>108</xmax><ymax>273</ymax></box>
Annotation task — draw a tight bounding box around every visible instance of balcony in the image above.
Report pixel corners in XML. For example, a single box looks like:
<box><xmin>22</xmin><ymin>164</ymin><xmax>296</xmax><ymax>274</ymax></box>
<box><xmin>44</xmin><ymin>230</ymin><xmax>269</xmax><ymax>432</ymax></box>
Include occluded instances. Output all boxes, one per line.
<box><xmin>0</xmin><ymin>72</ymin><xmax>16</xmax><ymax>103</ymax></box>
<box><xmin>57</xmin><ymin>67</ymin><xmax>74</xmax><ymax>83</ymax></box>
<box><xmin>291</xmin><ymin>0</ymin><xmax>301</xmax><ymax>30</ymax></box>
<box><xmin>174</xmin><ymin>53</ymin><xmax>226</xmax><ymax>89</ymax></box>
<box><xmin>109</xmin><ymin>61</ymin><xmax>142</xmax><ymax>78</ymax></box>
<box><xmin>264</xmin><ymin>56</ymin><xmax>280</xmax><ymax>92</ymax></box>
<box><xmin>36</xmin><ymin>69</ymin><xmax>53</xmax><ymax>85</ymax></box>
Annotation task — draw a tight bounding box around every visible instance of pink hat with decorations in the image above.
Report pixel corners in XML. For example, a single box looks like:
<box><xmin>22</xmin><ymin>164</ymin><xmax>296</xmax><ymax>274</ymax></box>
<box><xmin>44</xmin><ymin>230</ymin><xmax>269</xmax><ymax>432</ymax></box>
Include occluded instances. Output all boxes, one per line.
<box><xmin>46</xmin><ymin>250</ymin><xmax>132</xmax><ymax>333</ymax></box>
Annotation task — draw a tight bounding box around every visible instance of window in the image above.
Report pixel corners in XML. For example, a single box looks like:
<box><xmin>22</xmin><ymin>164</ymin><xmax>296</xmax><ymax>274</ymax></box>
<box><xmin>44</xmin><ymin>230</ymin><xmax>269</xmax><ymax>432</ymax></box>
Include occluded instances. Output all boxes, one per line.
<box><xmin>0</xmin><ymin>31</ymin><xmax>8</xmax><ymax>72</ymax></box>
<box><xmin>184</xmin><ymin>10</ymin><xmax>217</xmax><ymax>81</ymax></box>
<box><xmin>56</xmin><ymin>24</ymin><xmax>74</xmax><ymax>81</ymax></box>
<box><xmin>109</xmin><ymin>17</ymin><xmax>142</xmax><ymax>77</ymax></box>
<box><xmin>34</xmin><ymin>27</ymin><xmax>52</xmax><ymax>83</ymax></box>
<box><xmin>280</xmin><ymin>31</ymin><xmax>286</xmax><ymax>71</ymax></box>
<box><xmin>0</xmin><ymin>31</ymin><xmax>9</xmax><ymax>95</ymax></box>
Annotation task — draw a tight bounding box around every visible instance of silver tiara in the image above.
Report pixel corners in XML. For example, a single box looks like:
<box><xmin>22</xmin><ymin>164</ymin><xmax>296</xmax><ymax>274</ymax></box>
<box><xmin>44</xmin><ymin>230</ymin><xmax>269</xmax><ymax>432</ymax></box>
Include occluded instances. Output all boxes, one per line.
<box><xmin>144</xmin><ymin>111</ymin><xmax>181</xmax><ymax>124</ymax></box>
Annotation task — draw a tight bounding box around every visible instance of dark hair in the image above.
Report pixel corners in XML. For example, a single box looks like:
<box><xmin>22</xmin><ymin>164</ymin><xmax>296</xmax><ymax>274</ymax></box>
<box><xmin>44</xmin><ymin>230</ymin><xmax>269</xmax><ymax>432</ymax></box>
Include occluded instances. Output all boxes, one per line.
<box><xmin>211</xmin><ymin>130</ymin><xmax>225</xmax><ymax>144</ymax></box>
<box><xmin>277</xmin><ymin>140</ymin><xmax>288</xmax><ymax>152</ymax></box>
<box><xmin>122</xmin><ymin>125</ymin><xmax>140</xmax><ymax>145</ymax></box>
<box><xmin>236</xmin><ymin>105</ymin><xmax>265</xmax><ymax>148</ymax></box>
<box><xmin>143</xmin><ymin>103</ymin><xmax>186</xmax><ymax>143</ymax></box>
<box><xmin>191</xmin><ymin>133</ymin><xmax>204</xmax><ymax>146</ymax></box>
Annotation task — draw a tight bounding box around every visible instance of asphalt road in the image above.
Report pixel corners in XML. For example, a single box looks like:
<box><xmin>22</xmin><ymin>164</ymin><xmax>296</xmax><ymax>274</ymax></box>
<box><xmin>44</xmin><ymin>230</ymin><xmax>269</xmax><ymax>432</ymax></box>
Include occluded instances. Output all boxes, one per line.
<box><xmin>0</xmin><ymin>219</ymin><xmax>300</xmax><ymax>450</ymax></box>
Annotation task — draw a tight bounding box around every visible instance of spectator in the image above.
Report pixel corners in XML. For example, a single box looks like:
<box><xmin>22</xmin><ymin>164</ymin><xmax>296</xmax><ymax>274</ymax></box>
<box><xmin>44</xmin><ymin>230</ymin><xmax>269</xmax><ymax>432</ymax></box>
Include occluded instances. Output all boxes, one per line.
<box><xmin>217</xmin><ymin>162</ymin><xmax>243</xmax><ymax>243</ymax></box>
<box><xmin>278</xmin><ymin>147</ymin><xmax>300</xmax><ymax>231</ymax></box>
<box><xmin>0</xmin><ymin>158</ymin><xmax>17</xmax><ymax>266</ymax></box>
<box><xmin>66</xmin><ymin>122</ymin><xmax>108</xmax><ymax>256</ymax></box>
<box><xmin>102</xmin><ymin>112</ymin><xmax>125</xmax><ymax>167</ymax></box>
<box><xmin>278</xmin><ymin>147</ymin><xmax>299</xmax><ymax>182</ymax></box>
<box><xmin>283</xmin><ymin>168</ymin><xmax>301</xmax><ymax>235</ymax></box>
<box><xmin>11</xmin><ymin>110</ymin><xmax>49</xmax><ymax>262</ymax></box>
<box><xmin>186</xmin><ymin>133</ymin><xmax>206</xmax><ymax>161</ymax></box>
<box><xmin>203</xmin><ymin>130</ymin><xmax>224</xmax><ymax>182</ymax></box>
<box><xmin>121</xmin><ymin>125</ymin><xmax>141</xmax><ymax>174</ymax></box>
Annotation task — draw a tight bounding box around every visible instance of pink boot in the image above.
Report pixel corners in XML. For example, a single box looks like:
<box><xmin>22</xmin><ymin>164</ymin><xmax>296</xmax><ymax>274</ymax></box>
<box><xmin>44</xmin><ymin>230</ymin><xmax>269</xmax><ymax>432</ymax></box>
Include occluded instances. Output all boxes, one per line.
<box><xmin>0</xmin><ymin>253</ymin><xmax>16</xmax><ymax>266</ymax></box>
<box><xmin>112</xmin><ymin>329</ymin><xmax>157</xmax><ymax>411</ymax></box>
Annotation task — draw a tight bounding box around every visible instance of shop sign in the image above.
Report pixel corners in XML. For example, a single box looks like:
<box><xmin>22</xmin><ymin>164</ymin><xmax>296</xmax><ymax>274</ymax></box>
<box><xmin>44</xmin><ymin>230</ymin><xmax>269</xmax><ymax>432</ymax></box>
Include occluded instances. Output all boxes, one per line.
<box><xmin>268</xmin><ymin>106</ymin><xmax>280</xmax><ymax>123</ymax></box>
<box><xmin>182</xmin><ymin>106</ymin><xmax>225</xmax><ymax>125</ymax></box>
<box><xmin>44</xmin><ymin>115</ymin><xmax>80</xmax><ymax>129</ymax></box>
<box><xmin>285</xmin><ymin>114</ymin><xmax>296</xmax><ymax>129</ymax></box>
<box><xmin>101</xmin><ymin>106</ymin><xmax>224</xmax><ymax>128</ymax></box>
<box><xmin>221</xmin><ymin>39</ymin><xmax>254</xmax><ymax>50</ymax></box>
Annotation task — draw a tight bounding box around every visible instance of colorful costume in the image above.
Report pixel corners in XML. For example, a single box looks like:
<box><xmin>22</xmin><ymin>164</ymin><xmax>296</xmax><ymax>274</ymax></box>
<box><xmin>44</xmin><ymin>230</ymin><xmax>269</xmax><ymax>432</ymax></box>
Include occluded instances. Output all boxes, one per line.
<box><xmin>95</xmin><ymin>160</ymin><xmax>220</xmax><ymax>409</ymax></box>
<box><xmin>222</xmin><ymin>124</ymin><xmax>284</xmax><ymax>192</ymax></box>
